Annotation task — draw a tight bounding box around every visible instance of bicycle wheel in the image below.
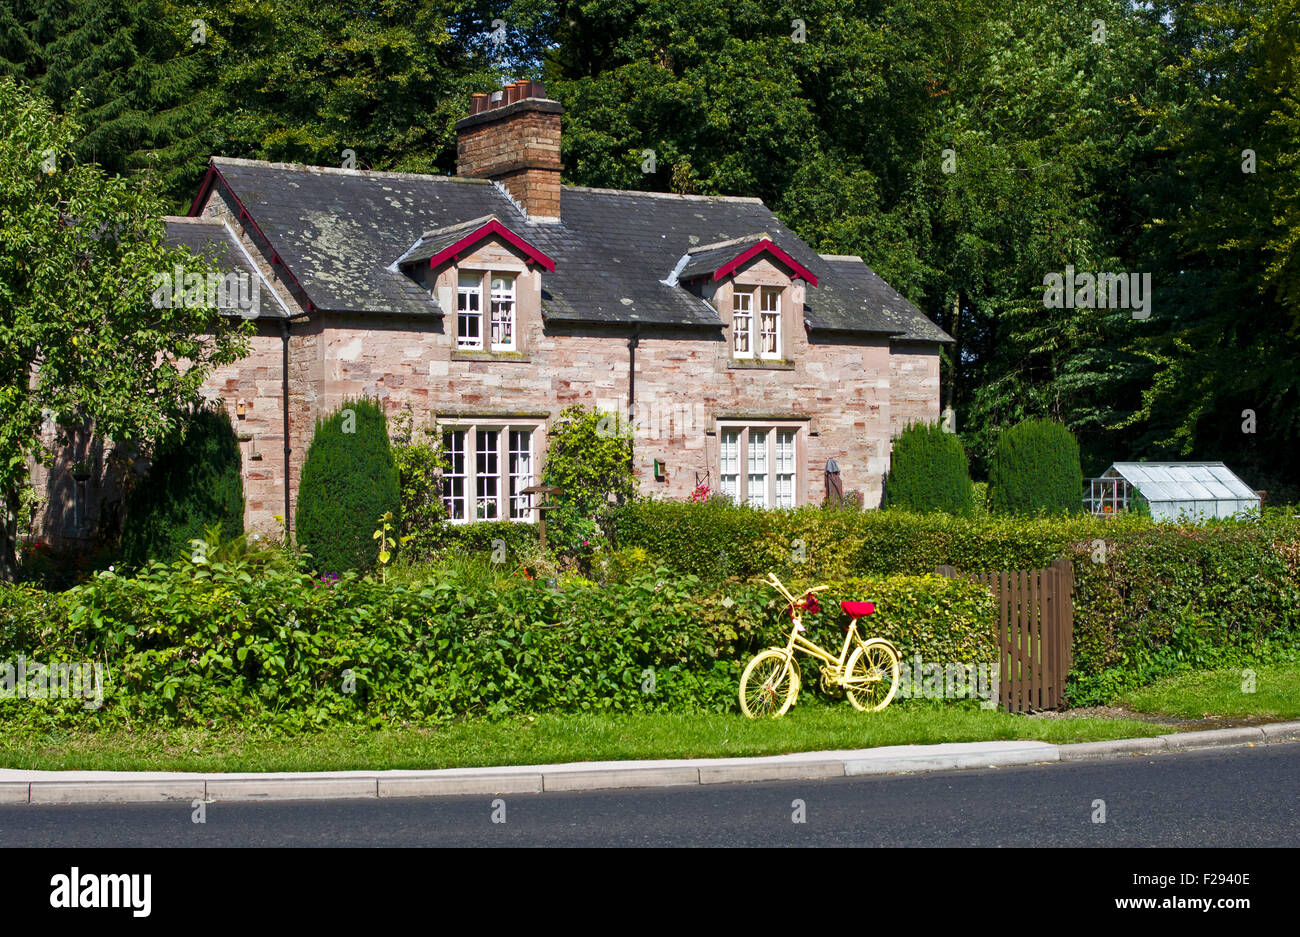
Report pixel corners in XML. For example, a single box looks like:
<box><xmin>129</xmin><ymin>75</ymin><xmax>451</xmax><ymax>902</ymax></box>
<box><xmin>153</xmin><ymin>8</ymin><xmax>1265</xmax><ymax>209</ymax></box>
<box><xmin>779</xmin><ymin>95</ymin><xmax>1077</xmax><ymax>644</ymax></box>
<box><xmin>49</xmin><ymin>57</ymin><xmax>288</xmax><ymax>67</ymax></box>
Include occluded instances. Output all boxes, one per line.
<box><xmin>844</xmin><ymin>640</ymin><xmax>900</xmax><ymax>712</ymax></box>
<box><xmin>739</xmin><ymin>649</ymin><xmax>799</xmax><ymax>718</ymax></box>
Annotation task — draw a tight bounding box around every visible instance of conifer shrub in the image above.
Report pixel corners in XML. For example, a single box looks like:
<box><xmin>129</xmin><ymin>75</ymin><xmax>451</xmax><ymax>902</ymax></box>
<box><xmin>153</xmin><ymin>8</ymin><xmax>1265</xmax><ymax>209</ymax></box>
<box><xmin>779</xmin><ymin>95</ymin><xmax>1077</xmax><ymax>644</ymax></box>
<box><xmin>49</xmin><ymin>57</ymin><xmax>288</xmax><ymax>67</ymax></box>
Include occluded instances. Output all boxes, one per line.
<box><xmin>884</xmin><ymin>421</ymin><xmax>975</xmax><ymax>514</ymax></box>
<box><xmin>296</xmin><ymin>399</ymin><xmax>400</xmax><ymax>573</ymax></box>
<box><xmin>987</xmin><ymin>419</ymin><xmax>1083</xmax><ymax>516</ymax></box>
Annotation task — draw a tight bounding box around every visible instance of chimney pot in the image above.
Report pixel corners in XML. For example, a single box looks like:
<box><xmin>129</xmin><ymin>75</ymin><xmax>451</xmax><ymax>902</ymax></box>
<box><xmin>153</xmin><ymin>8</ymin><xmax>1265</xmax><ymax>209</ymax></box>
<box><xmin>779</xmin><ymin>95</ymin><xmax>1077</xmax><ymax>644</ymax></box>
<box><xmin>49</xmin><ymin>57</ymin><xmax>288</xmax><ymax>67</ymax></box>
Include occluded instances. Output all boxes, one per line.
<box><xmin>505</xmin><ymin>84</ymin><xmax>520</xmax><ymax>104</ymax></box>
<box><xmin>470</xmin><ymin>93</ymin><xmax>488</xmax><ymax>115</ymax></box>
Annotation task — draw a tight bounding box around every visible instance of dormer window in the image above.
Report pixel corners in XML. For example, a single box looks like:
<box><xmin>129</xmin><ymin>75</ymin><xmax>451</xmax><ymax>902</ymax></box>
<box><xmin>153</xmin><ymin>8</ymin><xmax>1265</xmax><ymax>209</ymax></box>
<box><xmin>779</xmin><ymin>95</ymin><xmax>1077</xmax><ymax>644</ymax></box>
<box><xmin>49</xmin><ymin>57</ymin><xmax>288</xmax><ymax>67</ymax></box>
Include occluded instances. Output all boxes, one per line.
<box><xmin>733</xmin><ymin>290</ymin><xmax>753</xmax><ymax>356</ymax></box>
<box><xmin>489</xmin><ymin>274</ymin><xmax>516</xmax><ymax>350</ymax></box>
<box><xmin>733</xmin><ymin>287</ymin><xmax>782</xmax><ymax>359</ymax></box>
<box><xmin>457</xmin><ymin>274</ymin><xmax>483</xmax><ymax>348</ymax></box>
<box><xmin>759</xmin><ymin>288</ymin><xmax>781</xmax><ymax>358</ymax></box>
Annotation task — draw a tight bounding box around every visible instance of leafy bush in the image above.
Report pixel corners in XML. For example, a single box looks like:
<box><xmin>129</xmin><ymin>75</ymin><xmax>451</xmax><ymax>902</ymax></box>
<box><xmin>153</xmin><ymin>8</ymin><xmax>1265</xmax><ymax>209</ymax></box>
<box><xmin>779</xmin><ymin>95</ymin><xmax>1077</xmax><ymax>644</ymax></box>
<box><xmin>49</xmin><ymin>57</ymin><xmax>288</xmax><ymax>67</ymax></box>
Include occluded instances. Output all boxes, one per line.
<box><xmin>987</xmin><ymin>418</ymin><xmax>1083</xmax><ymax>516</ymax></box>
<box><xmin>118</xmin><ymin>406</ymin><xmax>244</xmax><ymax>567</ymax></box>
<box><xmin>884</xmin><ymin>421</ymin><xmax>975</xmax><ymax>514</ymax></box>
<box><xmin>540</xmin><ymin>404</ymin><xmax>637</xmax><ymax>555</ymax></box>
<box><xmin>611</xmin><ymin>501</ymin><xmax>1300</xmax><ymax>705</ymax></box>
<box><xmin>0</xmin><ymin>558</ymin><xmax>995</xmax><ymax>728</ymax></box>
<box><xmin>389</xmin><ymin>412</ymin><xmax>449</xmax><ymax>561</ymax></box>
<box><xmin>296</xmin><ymin>399</ymin><xmax>400</xmax><ymax>574</ymax></box>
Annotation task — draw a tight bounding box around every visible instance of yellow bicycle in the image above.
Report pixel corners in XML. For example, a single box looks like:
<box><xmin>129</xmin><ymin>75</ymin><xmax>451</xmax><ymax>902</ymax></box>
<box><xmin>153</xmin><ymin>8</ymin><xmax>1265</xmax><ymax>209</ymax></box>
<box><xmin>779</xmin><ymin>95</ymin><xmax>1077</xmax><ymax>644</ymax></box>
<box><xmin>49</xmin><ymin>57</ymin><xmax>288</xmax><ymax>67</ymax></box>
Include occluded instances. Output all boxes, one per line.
<box><xmin>739</xmin><ymin>573</ymin><xmax>901</xmax><ymax>718</ymax></box>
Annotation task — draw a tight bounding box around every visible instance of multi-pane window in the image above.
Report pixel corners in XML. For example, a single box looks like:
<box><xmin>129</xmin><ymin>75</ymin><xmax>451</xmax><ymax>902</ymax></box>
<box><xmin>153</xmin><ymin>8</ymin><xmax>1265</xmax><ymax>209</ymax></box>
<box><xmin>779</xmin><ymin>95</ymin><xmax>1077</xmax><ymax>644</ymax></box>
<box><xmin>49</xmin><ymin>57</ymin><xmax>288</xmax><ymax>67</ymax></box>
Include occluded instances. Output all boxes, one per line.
<box><xmin>759</xmin><ymin>289</ymin><xmax>781</xmax><ymax>358</ymax></box>
<box><xmin>718</xmin><ymin>424</ymin><xmax>802</xmax><ymax>508</ymax></box>
<box><xmin>457</xmin><ymin>272</ymin><xmax>517</xmax><ymax>350</ymax></box>
<box><xmin>746</xmin><ymin>430</ymin><xmax>769</xmax><ymax>507</ymax></box>
<box><xmin>508</xmin><ymin>430</ymin><xmax>532</xmax><ymax>520</ymax></box>
<box><xmin>775</xmin><ymin>430</ymin><xmax>796</xmax><ymax>507</ymax></box>
<box><xmin>442</xmin><ymin>430</ymin><xmax>467</xmax><ymax>520</ymax></box>
<box><xmin>457</xmin><ymin>274</ymin><xmax>482</xmax><ymax>349</ymax></box>
<box><xmin>719</xmin><ymin>430</ymin><xmax>741</xmax><ymax>501</ymax></box>
<box><xmin>731</xmin><ymin>287</ymin><xmax>782</xmax><ymax>359</ymax></box>
<box><xmin>441</xmin><ymin>423</ymin><xmax>539</xmax><ymax>523</ymax></box>
<box><xmin>475</xmin><ymin>430</ymin><xmax>500</xmax><ymax>520</ymax></box>
<box><xmin>490</xmin><ymin>275</ymin><xmax>516</xmax><ymax>350</ymax></box>
<box><xmin>732</xmin><ymin>290</ymin><xmax>753</xmax><ymax>357</ymax></box>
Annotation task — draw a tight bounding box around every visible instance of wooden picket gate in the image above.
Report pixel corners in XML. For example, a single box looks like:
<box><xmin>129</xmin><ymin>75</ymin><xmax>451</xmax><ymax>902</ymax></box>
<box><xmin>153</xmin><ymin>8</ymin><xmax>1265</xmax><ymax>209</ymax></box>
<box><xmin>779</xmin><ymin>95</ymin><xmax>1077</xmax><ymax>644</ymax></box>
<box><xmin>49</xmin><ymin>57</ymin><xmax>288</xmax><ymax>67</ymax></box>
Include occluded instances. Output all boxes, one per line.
<box><xmin>936</xmin><ymin>558</ymin><xmax>1074</xmax><ymax>713</ymax></box>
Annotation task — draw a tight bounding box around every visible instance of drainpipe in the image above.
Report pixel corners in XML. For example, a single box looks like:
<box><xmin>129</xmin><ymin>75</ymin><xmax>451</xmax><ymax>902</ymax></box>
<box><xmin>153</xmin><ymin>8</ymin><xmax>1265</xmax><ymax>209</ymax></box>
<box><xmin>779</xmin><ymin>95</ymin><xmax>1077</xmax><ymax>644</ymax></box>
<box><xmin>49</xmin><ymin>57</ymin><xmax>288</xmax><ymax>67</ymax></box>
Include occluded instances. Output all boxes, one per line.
<box><xmin>281</xmin><ymin>318</ymin><xmax>292</xmax><ymax>541</ymax></box>
<box><xmin>627</xmin><ymin>324</ymin><xmax>639</xmax><ymax>472</ymax></box>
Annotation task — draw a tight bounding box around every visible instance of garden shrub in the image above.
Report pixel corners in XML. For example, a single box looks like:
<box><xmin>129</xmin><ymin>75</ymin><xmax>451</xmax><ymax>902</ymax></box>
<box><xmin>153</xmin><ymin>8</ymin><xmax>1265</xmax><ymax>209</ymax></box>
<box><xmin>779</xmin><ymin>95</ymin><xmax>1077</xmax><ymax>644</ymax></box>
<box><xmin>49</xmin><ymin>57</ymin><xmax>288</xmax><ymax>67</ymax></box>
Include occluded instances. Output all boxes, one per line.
<box><xmin>884</xmin><ymin>421</ymin><xmax>975</xmax><ymax>514</ymax></box>
<box><xmin>119</xmin><ymin>406</ymin><xmax>244</xmax><ymax>567</ymax></box>
<box><xmin>390</xmin><ymin>411</ymin><xmax>448</xmax><ymax>561</ymax></box>
<box><xmin>610</xmin><ymin>500</ymin><xmax>1300</xmax><ymax>706</ymax></box>
<box><xmin>540</xmin><ymin>404</ymin><xmax>637</xmax><ymax>555</ymax></box>
<box><xmin>0</xmin><ymin>559</ymin><xmax>995</xmax><ymax>728</ymax></box>
<box><xmin>987</xmin><ymin>418</ymin><xmax>1083</xmax><ymax>516</ymax></box>
<box><xmin>296</xmin><ymin>398</ymin><xmax>400</xmax><ymax>574</ymax></box>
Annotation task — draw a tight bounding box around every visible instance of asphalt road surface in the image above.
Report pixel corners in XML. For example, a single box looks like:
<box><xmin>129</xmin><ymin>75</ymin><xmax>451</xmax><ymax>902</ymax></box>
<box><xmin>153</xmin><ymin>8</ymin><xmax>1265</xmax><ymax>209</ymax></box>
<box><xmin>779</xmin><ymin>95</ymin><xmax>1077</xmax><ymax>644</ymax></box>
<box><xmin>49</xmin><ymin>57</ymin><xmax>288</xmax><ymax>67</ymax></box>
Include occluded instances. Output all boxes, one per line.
<box><xmin>2</xmin><ymin>743</ymin><xmax>1295</xmax><ymax>847</ymax></box>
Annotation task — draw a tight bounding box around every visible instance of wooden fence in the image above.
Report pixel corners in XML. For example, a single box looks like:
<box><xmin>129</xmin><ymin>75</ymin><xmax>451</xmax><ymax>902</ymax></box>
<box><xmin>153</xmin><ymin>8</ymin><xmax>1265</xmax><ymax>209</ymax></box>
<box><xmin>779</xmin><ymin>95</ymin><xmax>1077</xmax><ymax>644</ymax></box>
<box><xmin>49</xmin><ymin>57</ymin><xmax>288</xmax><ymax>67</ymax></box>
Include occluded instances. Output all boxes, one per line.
<box><xmin>936</xmin><ymin>558</ymin><xmax>1075</xmax><ymax>713</ymax></box>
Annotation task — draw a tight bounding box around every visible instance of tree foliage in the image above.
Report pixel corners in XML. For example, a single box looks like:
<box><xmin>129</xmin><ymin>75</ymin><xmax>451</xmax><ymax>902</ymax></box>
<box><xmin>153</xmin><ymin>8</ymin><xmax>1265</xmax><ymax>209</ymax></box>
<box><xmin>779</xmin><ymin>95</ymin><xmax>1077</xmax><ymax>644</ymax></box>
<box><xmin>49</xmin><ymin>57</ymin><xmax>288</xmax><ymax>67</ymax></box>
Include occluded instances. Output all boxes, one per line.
<box><xmin>0</xmin><ymin>76</ymin><xmax>248</xmax><ymax>580</ymax></box>
<box><xmin>119</xmin><ymin>406</ymin><xmax>244</xmax><ymax>565</ymax></box>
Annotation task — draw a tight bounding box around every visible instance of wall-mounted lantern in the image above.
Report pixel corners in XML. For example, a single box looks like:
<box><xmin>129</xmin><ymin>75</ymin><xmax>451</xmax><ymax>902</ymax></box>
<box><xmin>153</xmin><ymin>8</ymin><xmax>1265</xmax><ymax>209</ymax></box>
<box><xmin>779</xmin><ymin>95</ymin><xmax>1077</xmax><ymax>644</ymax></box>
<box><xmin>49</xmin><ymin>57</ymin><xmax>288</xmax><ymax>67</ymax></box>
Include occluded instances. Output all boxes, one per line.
<box><xmin>236</xmin><ymin>398</ymin><xmax>247</xmax><ymax>419</ymax></box>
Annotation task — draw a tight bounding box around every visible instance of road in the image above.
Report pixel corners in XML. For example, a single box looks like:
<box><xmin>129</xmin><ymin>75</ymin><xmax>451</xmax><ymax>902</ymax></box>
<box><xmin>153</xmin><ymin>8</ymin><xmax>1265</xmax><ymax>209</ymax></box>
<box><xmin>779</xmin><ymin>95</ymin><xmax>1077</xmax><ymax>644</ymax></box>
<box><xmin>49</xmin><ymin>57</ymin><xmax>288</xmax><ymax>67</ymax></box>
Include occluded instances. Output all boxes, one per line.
<box><xmin>1</xmin><ymin>743</ymin><xmax>1295</xmax><ymax>847</ymax></box>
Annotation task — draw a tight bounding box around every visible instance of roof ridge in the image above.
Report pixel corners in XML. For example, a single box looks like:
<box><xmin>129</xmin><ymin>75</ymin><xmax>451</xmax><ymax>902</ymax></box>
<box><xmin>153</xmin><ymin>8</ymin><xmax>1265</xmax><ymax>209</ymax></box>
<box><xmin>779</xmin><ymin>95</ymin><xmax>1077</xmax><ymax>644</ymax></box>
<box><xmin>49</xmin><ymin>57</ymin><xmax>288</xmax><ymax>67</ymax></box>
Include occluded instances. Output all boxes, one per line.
<box><xmin>688</xmin><ymin>233</ymin><xmax>769</xmax><ymax>255</ymax></box>
<box><xmin>163</xmin><ymin>215</ymin><xmax>221</xmax><ymax>224</ymax></box>
<box><xmin>209</xmin><ymin>156</ymin><xmax>490</xmax><ymax>184</ymax></box>
<box><xmin>820</xmin><ymin>253</ymin><xmax>865</xmax><ymax>263</ymax></box>
<box><xmin>564</xmin><ymin>184</ymin><xmax>765</xmax><ymax>205</ymax></box>
<box><xmin>418</xmin><ymin>214</ymin><xmax>502</xmax><ymax>240</ymax></box>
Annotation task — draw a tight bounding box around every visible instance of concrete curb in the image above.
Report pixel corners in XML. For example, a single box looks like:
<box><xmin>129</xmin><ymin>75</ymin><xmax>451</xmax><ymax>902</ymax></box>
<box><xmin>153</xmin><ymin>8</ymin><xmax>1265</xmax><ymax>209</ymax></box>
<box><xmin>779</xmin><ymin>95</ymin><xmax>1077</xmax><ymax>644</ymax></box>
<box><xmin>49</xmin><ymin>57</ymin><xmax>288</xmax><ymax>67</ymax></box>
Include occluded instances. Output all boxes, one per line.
<box><xmin>2</xmin><ymin>722</ymin><xmax>1296</xmax><ymax>806</ymax></box>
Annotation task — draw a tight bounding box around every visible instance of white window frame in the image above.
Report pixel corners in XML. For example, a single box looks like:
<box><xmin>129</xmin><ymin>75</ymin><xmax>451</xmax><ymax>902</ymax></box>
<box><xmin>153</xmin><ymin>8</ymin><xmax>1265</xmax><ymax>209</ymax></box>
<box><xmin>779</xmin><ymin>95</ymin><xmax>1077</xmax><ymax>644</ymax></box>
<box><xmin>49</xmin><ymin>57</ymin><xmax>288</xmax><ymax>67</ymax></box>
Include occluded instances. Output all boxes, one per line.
<box><xmin>759</xmin><ymin>287</ymin><xmax>782</xmax><ymax>359</ymax></box>
<box><xmin>489</xmin><ymin>274</ymin><xmax>517</xmax><ymax>351</ymax></box>
<box><xmin>716</xmin><ymin>422</ymin><xmax>803</xmax><ymax>508</ymax></box>
<box><xmin>731</xmin><ymin>285</ymin><xmax>784</xmax><ymax>360</ymax></box>
<box><xmin>440</xmin><ymin>420</ymin><xmax>541</xmax><ymax>524</ymax></box>
<box><xmin>732</xmin><ymin>289</ymin><xmax>754</xmax><ymax>358</ymax></box>
<box><xmin>457</xmin><ymin>274</ymin><xmax>483</xmax><ymax>349</ymax></box>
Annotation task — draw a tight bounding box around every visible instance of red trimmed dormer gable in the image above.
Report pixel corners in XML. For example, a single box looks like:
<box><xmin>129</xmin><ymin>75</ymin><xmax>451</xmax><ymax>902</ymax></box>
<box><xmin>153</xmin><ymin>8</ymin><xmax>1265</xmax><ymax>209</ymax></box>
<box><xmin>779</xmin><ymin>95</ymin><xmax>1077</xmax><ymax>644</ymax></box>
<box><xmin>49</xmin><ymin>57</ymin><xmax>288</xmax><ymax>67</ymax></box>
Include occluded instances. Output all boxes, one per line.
<box><xmin>675</xmin><ymin>234</ymin><xmax>818</xmax><ymax>287</ymax></box>
<box><xmin>396</xmin><ymin>214</ymin><xmax>556</xmax><ymax>273</ymax></box>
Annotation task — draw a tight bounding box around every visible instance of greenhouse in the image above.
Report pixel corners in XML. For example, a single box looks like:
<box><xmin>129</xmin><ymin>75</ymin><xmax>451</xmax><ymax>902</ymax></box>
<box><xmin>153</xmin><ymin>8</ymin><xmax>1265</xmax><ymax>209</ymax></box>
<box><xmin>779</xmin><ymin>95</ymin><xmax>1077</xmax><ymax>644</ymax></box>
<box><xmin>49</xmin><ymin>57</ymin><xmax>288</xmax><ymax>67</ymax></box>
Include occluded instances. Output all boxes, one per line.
<box><xmin>1083</xmin><ymin>462</ymin><xmax>1261</xmax><ymax>522</ymax></box>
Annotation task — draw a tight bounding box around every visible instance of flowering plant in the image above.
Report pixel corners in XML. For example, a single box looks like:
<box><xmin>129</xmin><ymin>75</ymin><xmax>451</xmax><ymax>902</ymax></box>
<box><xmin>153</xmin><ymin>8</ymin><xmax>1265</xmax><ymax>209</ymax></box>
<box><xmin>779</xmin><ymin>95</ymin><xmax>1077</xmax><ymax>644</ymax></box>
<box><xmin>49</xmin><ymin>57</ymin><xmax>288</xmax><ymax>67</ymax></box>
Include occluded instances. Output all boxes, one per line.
<box><xmin>688</xmin><ymin>483</ymin><xmax>710</xmax><ymax>503</ymax></box>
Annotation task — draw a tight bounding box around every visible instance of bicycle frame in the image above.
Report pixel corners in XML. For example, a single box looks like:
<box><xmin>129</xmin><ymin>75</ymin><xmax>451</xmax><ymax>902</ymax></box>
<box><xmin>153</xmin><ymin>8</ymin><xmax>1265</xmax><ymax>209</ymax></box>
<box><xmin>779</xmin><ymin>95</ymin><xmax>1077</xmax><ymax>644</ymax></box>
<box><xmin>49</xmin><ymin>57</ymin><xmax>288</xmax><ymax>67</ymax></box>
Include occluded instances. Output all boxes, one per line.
<box><xmin>766</xmin><ymin>573</ymin><xmax>866</xmax><ymax>679</ymax></box>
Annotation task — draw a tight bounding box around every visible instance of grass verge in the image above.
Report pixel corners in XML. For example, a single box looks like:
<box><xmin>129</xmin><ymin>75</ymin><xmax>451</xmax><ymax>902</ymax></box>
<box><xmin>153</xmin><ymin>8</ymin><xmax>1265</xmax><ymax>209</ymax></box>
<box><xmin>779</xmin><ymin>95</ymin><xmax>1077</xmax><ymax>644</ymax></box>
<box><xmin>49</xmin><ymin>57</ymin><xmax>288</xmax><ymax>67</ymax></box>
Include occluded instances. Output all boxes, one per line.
<box><xmin>1116</xmin><ymin>662</ymin><xmax>1300</xmax><ymax>720</ymax></box>
<box><xmin>0</xmin><ymin>699</ymin><xmax>1163</xmax><ymax>773</ymax></box>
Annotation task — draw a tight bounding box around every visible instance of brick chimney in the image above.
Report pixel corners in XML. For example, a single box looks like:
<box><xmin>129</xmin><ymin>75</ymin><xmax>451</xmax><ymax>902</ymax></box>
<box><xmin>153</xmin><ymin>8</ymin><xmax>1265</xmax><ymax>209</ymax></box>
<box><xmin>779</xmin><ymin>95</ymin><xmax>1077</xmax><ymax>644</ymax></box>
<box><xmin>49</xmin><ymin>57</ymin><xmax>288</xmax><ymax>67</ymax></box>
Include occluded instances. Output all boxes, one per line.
<box><xmin>456</xmin><ymin>80</ymin><xmax>563</xmax><ymax>221</ymax></box>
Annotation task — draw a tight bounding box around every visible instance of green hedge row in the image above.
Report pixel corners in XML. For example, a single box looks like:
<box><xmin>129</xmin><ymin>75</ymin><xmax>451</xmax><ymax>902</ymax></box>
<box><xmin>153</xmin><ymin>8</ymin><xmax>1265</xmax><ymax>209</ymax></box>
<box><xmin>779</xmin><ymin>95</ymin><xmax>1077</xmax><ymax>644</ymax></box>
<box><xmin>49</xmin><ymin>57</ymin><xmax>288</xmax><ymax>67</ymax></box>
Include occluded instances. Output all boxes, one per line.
<box><xmin>0</xmin><ymin>560</ymin><xmax>994</xmax><ymax>729</ymax></box>
<box><xmin>610</xmin><ymin>501</ymin><xmax>1300</xmax><ymax>704</ymax></box>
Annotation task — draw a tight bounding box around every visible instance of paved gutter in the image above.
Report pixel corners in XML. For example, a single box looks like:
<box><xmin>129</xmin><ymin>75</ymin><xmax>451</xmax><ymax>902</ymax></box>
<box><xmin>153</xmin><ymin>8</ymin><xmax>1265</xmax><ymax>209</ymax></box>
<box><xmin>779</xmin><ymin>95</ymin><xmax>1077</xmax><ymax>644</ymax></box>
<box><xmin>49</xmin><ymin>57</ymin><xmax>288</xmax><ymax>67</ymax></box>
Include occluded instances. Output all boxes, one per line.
<box><xmin>1</xmin><ymin>721</ymin><xmax>1296</xmax><ymax>805</ymax></box>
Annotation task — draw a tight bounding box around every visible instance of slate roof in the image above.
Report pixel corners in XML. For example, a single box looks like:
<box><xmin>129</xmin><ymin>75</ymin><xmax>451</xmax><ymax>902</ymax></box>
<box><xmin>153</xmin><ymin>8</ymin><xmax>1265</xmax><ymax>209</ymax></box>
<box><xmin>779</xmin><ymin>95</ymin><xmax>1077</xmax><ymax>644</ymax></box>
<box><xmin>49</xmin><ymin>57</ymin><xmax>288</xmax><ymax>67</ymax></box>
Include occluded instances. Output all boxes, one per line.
<box><xmin>184</xmin><ymin>157</ymin><xmax>951</xmax><ymax>341</ymax></box>
<box><xmin>162</xmin><ymin>217</ymin><xmax>291</xmax><ymax>319</ymax></box>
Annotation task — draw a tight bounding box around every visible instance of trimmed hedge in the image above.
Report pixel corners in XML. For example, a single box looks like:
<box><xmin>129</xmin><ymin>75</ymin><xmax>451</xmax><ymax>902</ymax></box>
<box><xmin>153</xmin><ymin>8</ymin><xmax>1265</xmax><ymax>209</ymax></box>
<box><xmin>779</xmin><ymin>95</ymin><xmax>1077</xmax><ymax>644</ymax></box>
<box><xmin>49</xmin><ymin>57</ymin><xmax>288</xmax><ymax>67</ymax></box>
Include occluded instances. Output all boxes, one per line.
<box><xmin>611</xmin><ymin>500</ymin><xmax>1300</xmax><ymax>705</ymax></box>
<box><xmin>296</xmin><ymin>399</ymin><xmax>400</xmax><ymax>574</ymax></box>
<box><xmin>987</xmin><ymin>418</ymin><xmax>1083</xmax><ymax>516</ymax></box>
<box><xmin>0</xmin><ymin>562</ymin><xmax>994</xmax><ymax>729</ymax></box>
<box><xmin>884</xmin><ymin>421</ymin><xmax>975</xmax><ymax>514</ymax></box>
<box><xmin>119</xmin><ymin>407</ymin><xmax>244</xmax><ymax>566</ymax></box>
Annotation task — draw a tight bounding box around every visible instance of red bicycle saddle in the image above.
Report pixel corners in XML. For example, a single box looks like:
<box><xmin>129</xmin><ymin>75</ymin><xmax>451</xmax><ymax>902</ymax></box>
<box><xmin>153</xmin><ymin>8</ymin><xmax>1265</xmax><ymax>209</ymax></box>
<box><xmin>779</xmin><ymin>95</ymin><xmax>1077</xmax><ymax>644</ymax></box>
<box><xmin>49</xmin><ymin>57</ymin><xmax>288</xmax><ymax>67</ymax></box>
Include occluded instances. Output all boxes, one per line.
<box><xmin>840</xmin><ymin>600</ymin><xmax>875</xmax><ymax>618</ymax></box>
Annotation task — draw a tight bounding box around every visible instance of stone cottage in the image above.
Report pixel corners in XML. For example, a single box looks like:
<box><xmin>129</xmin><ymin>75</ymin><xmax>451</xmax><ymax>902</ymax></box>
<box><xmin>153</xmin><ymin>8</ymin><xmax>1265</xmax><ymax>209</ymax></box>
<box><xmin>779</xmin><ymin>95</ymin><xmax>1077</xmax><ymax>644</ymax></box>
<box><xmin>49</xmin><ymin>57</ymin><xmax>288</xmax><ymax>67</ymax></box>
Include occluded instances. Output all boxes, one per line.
<box><xmin>34</xmin><ymin>80</ymin><xmax>950</xmax><ymax>543</ymax></box>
